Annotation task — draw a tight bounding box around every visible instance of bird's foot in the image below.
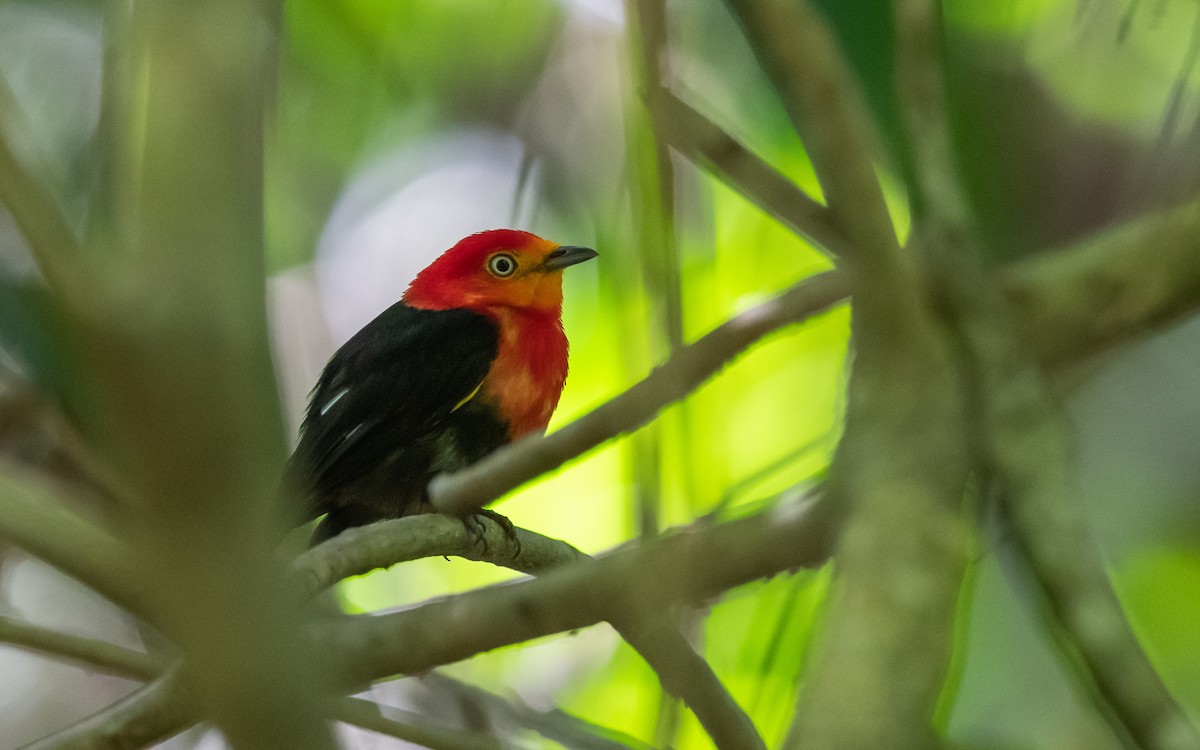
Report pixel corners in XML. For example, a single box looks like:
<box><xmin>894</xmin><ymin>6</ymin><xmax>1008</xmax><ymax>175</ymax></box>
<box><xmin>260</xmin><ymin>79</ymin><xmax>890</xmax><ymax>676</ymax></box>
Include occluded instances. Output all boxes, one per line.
<box><xmin>459</xmin><ymin>509</ymin><xmax>521</xmax><ymax>557</ymax></box>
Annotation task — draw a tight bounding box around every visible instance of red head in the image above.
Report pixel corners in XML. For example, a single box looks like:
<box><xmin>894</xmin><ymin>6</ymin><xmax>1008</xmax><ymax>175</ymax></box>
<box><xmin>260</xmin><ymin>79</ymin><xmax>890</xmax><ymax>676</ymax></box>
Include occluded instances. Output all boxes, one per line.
<box><xmin>403</xmin><ymin>230</ymin><xmax>596</xmax><ymax>315</ymax></box>
<box><xmin>402</xmin><ymin>230</ymin><xmax>596</xmax><ymax>438</ymax></box>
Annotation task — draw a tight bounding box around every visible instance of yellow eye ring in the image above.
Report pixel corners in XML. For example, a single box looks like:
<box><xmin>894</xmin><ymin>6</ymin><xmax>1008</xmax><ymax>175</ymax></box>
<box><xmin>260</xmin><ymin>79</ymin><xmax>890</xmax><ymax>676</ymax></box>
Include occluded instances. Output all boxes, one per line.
<box><xmin>486</xmin><ymin>253</ymin><xmax>518</xmax><ymax>278</ymax></box>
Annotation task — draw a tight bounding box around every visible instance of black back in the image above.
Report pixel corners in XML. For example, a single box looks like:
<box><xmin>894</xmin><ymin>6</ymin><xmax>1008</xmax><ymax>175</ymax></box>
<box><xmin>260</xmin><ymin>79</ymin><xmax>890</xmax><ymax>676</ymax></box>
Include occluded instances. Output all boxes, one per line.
<box><xmin>287</xmin><ymin>303</ymin><xmax>503</xmax><ymax>530</ymax></box>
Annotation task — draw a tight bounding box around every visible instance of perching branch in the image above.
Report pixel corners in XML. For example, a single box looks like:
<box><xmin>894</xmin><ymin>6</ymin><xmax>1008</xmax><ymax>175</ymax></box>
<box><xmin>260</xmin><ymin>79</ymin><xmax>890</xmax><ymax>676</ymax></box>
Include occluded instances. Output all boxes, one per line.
<box><xmin>292</xmin><ymin>515</ymin><xmax>587</xmax><ymax>593</ymax></box>
<box><xmin>302</xmin><ymin>515</ymin><xmax>767</xmax><ymax>750</ymax></box>
<box><xmin>329</xmin><ymin>493</ymin><xmax>834</xmax><ymax>685</ymax></box>
<box><xmin>430</xmin><ymin>270</ymin><xmax>851</xmax><ymax>516</ymax></box>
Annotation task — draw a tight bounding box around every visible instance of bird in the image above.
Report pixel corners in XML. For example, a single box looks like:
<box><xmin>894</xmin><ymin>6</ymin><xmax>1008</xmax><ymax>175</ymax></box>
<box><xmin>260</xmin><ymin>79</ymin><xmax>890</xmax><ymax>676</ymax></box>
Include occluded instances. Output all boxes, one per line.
<box><xmin>287</xmin><ymin>229</ymin><xmax>597</xmax><ymax>545</ymax></box>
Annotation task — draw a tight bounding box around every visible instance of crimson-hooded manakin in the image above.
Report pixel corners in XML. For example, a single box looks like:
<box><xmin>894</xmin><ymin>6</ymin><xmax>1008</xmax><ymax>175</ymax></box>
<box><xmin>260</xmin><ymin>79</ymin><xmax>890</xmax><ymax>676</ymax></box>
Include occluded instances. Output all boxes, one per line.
<box><xmin>287</xmin><ymin>229</ymin><xmax>596</xmax><ymax>544</ymax></box>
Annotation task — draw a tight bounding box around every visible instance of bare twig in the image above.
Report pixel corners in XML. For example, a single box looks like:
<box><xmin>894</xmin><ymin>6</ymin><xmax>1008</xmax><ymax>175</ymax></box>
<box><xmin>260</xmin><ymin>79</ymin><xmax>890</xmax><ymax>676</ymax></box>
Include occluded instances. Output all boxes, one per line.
<box><xmin>650</xmin><ymin>90</ymin><xmax>846</xmax><ymax>257</ymax></box>
<box><xmin>19</xmin><ymin>673</ymin><xmax>195</xmax><ymax>750</ymax></box>
<box><xmin>333</xmin><ymin>696</ymin><xmax>506</xmax><ymax>750</ymax></box>
<box><xmin>430</xmin><ymin>270</ymin><xmax>850</xmax><ymax>516</ymax></box>
<box><xmin>722</xmin><ymin>0</ymin><xmax>899</xmax><ymax>274</ymax></box>
<box><xmin>0</xmin><ymin>615</ymin><xmax>163</xmax><ymax>682</ymax></box>
<box><xmin>421</xmin><ymin>672</ymin><xmax>655</xmax><ymax>750</ymax></box>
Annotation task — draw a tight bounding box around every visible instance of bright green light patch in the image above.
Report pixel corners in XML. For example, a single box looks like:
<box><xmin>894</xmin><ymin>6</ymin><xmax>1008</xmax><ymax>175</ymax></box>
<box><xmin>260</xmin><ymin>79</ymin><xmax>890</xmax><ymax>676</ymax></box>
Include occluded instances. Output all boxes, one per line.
<box><xmin>1115</xmin><ymin>547</ymin><xmax>1200</xmax><ymax>712</ymax></box>
<box><xmin>945</xmin><ymin>0</ymin><xmax>1069</xmax><ymax>35</ymax></box>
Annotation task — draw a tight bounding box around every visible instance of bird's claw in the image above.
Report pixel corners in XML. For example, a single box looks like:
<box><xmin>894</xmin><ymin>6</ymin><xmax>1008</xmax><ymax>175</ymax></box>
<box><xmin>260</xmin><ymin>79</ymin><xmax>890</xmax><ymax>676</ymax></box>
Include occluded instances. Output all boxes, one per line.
<box><xmin>458</xmin><ymin>509</ymin><xmax>521</xmax><ymax>557</ymax></box>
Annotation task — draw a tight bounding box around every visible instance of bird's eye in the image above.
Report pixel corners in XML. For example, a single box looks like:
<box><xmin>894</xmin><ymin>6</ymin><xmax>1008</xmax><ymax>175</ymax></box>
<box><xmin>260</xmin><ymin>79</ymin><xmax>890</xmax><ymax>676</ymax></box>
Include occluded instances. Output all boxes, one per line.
<box><xmin>486</xmin><ymin>253</ymin><xmax>517</xmax><ymax>278</ymax></box>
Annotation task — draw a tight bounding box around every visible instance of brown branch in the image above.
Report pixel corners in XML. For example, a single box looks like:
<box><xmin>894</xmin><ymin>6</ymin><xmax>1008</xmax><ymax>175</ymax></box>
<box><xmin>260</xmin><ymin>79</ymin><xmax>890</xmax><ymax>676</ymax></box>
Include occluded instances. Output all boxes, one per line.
<box><xmin>299</xmin><ymin>516</ymin><xmax>766</xmax><ymax>750</ymax></box>
<box><xmin>292</xmin><ymin>515</ymin><xmax>587</xmax><ymax>594</ymax></box>
<box><xmin>328</xmin><ymin>493</ymin><xmax>836</xmax><ymax>685</ymax></box>
<box><xmin>1003</xmin><ymin>196</ymin><xmax>1200</xmax><ymax>368</ymax></box>
<box><xmin>651</xmin><ymin>89</ymin><xmax>847</xmax><ymax>257</ymax></box>
<box><xmin>429</xmin><ymin>270</ymin><xmax>851</xmax><ymax>516</ymax></box>
<box><xmin>721</xmin><ymin>0</ymin><xmax>900</xmax><ymax>275</ymax></box>
<box><xmin>758</xmin><ymin>4</ymin><xmax>970</xmax><ymax>748</ymax></box>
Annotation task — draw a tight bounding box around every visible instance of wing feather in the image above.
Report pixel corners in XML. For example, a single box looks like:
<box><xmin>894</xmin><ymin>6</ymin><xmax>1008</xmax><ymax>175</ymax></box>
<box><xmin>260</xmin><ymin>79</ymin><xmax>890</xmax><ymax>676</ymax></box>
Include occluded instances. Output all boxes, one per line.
<box><xmin>289</xmin><ymin>304</ymin><xmax>497</xmax><ymax>515</ymax></box>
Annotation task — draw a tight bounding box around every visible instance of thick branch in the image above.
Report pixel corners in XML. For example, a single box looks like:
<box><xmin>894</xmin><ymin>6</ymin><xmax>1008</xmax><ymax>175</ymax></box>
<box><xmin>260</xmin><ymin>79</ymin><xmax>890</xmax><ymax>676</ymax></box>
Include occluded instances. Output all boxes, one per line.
<box><xmin>893</xmin><ymin>2</ymin><xmax>1200</xmax><ymax>749</ymax></box>
<box><xmin>430</xmin><ymin>270</ymin><xmax>850</xmax><ymax>515</ymax></box>
<box><xmin>300</xmin><ymin>516</ymin><xmax>766</xmax><ymax>750</ymax></box>
<box><xmin>1003</xmin><ymin>197</ymin><xmax>1200</xmax><ymax>368</ymax></box>
<box><xmin>700</xmin><ymin>3</ymin><xmax>972</xmax><ymax>748</ymax></box>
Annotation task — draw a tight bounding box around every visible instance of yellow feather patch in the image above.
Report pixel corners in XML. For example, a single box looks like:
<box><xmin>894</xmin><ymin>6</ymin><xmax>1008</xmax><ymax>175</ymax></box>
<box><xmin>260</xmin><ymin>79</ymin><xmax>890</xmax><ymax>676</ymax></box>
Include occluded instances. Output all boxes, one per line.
<box><xmin>452</xmin><ymin>381</ymin><xmax>484</xmax><ymax>412</ymax></box>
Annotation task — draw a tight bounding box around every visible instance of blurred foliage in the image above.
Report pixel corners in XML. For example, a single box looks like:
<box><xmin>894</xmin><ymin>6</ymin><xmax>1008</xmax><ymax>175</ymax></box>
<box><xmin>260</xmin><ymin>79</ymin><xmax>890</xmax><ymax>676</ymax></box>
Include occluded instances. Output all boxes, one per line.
<box><xmin>1</xmin><ymin>0</ymin><xmax>1200</xmax><ymax>747</ymax></box>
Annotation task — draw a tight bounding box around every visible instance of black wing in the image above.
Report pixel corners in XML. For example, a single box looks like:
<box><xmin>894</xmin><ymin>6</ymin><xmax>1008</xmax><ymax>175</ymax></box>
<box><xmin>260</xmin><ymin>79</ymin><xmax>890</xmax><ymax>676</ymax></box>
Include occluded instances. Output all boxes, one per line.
<box><xmin>289</xmin><ymin>303</ymin><xmax>498</xmax><ymax>516</ymax></box>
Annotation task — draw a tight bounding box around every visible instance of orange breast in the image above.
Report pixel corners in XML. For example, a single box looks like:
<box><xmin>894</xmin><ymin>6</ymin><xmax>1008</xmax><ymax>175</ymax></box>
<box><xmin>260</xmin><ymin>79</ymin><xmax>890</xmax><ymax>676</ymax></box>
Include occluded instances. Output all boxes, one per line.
<box><xmin>479</xmin><ymin>307</ymin><xmax>569</xmax><ymax>439</ymax></box>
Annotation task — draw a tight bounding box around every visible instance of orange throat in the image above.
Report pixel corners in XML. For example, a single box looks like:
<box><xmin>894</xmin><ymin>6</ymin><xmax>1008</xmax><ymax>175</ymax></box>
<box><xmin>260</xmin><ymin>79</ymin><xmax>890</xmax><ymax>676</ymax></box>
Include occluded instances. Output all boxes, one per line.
<box><xmin>479</xmin><ymin>307</ymin><xmax>569</xmax><ymax>439</ymax></box>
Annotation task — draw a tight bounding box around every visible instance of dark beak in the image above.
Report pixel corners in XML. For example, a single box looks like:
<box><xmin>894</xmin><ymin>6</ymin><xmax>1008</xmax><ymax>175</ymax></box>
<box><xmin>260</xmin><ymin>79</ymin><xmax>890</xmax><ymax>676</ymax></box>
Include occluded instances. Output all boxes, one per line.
<box><xmin>542</xmin><ymin>245</ymin><xmax>598</xmax><ymax>271</ymax></box>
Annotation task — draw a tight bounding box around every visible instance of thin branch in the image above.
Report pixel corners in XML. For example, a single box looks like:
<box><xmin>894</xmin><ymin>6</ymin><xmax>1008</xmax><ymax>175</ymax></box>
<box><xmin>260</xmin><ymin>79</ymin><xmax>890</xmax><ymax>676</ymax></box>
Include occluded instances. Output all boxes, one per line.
<box><xmin>0</xmin><ymin>615</ymin><xmax>163</xmax><ymax>681</ymax></box>
<box><xmin>333</xmin><ymin>696</ymin><xmax>506</xmax><ymax>750</ymax></box>
<box><xmin>615</xmin><ymin>613</ymin><xmax>766</xmax><ymax>750</ymax></box>
<box><xmin>721</xmin><ymin>0</ymin><xmax>900</xmax><ymax>275</ymax></box>
<box><xmin>626</xmin><ymin>0</ymin><xmax>686</xmax><ymax>353</ymax></box>
<box><xmin>421</xmin><ymin>672</ymin><xmax>655</xmax><ymax>750</ymax></box>
<box><xmin>430</xmin><ymin>270</ymin><xmax>850</xmax><ymax>516</ymax></box>
<box><xmin>0</xmin><ymin>74</ymin><xmax>82</xmax><ymax>294</ymax></box>
<box><xmin>19</xmin><ymin>673</ymin><xmax>196</xmax><ymax>750</ymax></box>
<box><xmin>652</xmin><ymin>88</ymin><xmax>1200</xmax><ymax>368</ymax></box>
<box><xmin>650</xmin><ymin>89</ymin><xmax>846</xmax><ymax>257</ymax></box>
<box><xmin>0</xmin><ymin>462</ymin><xmax>151</xmax><ymax>616</ymax></box>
